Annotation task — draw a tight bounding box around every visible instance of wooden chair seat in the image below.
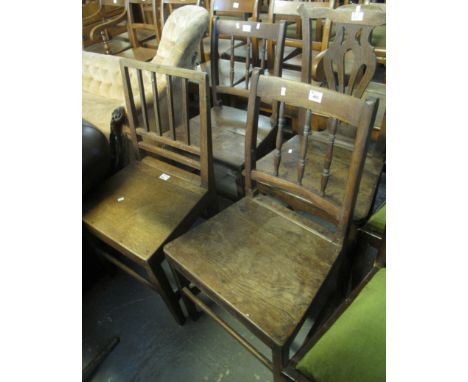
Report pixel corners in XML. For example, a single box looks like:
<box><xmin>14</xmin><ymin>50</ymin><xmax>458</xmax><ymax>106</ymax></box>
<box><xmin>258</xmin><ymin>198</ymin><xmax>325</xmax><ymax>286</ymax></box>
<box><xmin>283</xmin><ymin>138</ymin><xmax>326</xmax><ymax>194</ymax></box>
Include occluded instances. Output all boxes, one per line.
<box><xmin>164</xmin><ymin>194</ymin><xmax>342</xmax><ymax>346</ymax></box>
<box><xmin>83</xmin><ymin>156</ymin><xmax>209</xmax><ymax>262</ymax></box>
<box><xmin>255</xmin><ymin>135</ymin><xmax>383</xmax><ymax>222</ymax></box>
<box><xmin>84</xmin><ymin>39</ymin><xmax>132</xmax><ymax>55</ymax></box>
<box><xmin>117</xmin><ymin>47</ymin><xmax>157</xmax><ymax>61</ymax></box>
<box><xmin>167</xmin><ymin>105</ymin><xmax>274</xmax><ymax>169</ymax></box>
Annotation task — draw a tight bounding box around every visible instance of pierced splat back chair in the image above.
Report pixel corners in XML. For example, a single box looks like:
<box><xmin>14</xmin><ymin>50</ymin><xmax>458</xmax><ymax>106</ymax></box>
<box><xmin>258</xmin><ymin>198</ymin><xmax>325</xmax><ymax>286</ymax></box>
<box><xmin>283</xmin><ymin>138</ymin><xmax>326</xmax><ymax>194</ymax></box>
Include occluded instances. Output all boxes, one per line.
<box><xmin>83</xmin><ymin>62</ymin><xmax>216</xmax><ymax>325</ymax></box>
<box><xmin>164</xmin><ymin>70</ymin><xmax>378</xmax><ymax>382</ymax></box>
<box><xmin>176</xmin><ymin>18</ymin><xmax>286</xmax><ymax>198</ymax></box>
<box><xmin>254</xmin><ymin>4</ymin><xmax>385</xmax><ymax>225</ymax></box>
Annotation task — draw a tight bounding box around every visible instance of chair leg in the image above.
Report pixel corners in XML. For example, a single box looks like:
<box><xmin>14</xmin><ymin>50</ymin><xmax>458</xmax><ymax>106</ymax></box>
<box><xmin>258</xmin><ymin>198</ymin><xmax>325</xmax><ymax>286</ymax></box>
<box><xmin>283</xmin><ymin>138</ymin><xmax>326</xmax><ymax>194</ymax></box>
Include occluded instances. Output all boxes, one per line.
<box><xmin>145</xmin><ymin>262</ymin><xmax>186</xmax><ymax>325</ymax></box>
<box><xmin>272</xmin><ymin>345</ymin><xmax>288</xmax><ymax>382</ymax></box>
<box><xmin>170</xmin><ymin>266</ymin><xmax>200</xmax><ymax>321</ymax></box>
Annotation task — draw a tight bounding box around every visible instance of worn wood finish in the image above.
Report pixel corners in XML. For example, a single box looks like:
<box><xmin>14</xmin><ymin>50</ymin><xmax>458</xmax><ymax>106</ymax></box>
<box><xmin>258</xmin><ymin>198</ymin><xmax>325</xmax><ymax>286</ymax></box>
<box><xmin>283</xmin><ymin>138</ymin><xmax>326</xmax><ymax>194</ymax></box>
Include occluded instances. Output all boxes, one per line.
<box><xmin>83</xmin><ymin>62</ymin><xmax>216</xmax><ymax>325</ymax></box>
<box><xmin>116</xmin><ymin>0</ymin><xmax>159</xmax><ymax>61</ymax></box>
<box><xmin>165</xmin><ymin>71</ymin><xmax>378</xmax><ymax>381</ymax></box>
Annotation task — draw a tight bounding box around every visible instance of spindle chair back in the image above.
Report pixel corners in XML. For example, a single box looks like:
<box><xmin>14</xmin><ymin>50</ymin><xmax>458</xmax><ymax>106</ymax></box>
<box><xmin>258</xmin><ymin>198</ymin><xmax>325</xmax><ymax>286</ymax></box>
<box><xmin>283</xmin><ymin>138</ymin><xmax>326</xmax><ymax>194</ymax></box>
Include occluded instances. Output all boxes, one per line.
<box><xmin>83</xmin><ymin>62</ymin><xmax>216</xmax><ymax>326</ymax></box>
<box><xmin>164</xmin><ymin>70</ymin><xmax>379</xmax><ymax>382</ymax></box>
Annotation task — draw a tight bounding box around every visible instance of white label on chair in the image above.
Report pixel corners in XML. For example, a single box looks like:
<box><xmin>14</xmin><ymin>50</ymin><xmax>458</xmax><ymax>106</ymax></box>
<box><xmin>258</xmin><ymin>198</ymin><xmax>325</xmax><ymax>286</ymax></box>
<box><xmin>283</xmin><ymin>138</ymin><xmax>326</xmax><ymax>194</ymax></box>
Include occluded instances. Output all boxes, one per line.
<box><xmin>233</xmin><ymin>2</ymin><xmax>239</xmax><ymax>8</ymax></box>
<box><xmin>308</xmin><ymin>89</ymin><xmax>323</xmax><ymax>103</ymax></box>
<box><xmin>242</xmin><ymin>24</ymin><xmax>251</xmax><ymax>32</ymax></box>
<box><xmin>351</xmin><ymin>5</ymin><xmax>363</xmax><ymax>21</ymax></box>
<box><xmin>117</xmin><ymin>197</ymin><xmax>125</xmax><ymax>202</ymax></box>
<box><xmin>288</xmin><ymin>149</ymin><xmax>293</xmax><ymax>154</ymax></box>
<box><xmin>236</xmin><ymin>22</ymin><xmax>240</xmax><ymax>29</ymax></box>
<box><xmin>256</xmin><ymin>23</ymin><xmax>261</xmax><ymax>30</ymax></box>
<box><xmin>159</xmin><ymin>173</ymin><xmax>171</xmax><ymax>181</ymax></box>
<box><xmin>280</xmin><ymin>87</ymin><xmax>287</xmax><ymax>96</ymax></box>
<box><xmin>113</xmin><ymin>0</ymin><xmax>117</xmax><ymax>3</ymax></box>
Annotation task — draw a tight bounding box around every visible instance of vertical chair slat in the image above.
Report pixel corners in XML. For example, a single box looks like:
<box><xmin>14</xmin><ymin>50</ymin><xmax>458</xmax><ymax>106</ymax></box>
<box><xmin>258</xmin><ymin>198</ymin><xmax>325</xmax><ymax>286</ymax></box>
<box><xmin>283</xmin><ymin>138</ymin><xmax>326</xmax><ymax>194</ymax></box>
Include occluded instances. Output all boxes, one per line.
<box><xmin>245</xmin><ymin>37</ymin><xmax>251</xmax><ymax>89</ymax></box>
<box><xmin>121</xmin><ymin>66</ymin><xmax>141</xmax><ymax>159</ymax></box>
<box><xmin>260</xmin><ymin>38</ymin><xmax>266</xmax><ymax>70</ymax></box>
<box><xmin>230</xmin><ymin>35</ymin><xmax>235</xmax><ymax>87</ymax></box>
<box><xmin>297</xmin><ymin>109</ymin><xmax>312</xmax><ymax>185</ymax></box>
<box><xmin>182</xmin><ymin>78</ymin><xmax>191</xmax><ymax>145</ymax></box>
<box><xmin>137</xmin><ymin>69</ymin><xmax>150</xmax><ymax>132</ymax></box>
<box><xmin>273</xmin><ymin>101</ymin><xmax>285</xmax><ymax>176</ymax></box>
<box><xmin>151</xmin><ymin>72</ymin><xmax>162</xmax><ymax>136</ymax></box>
<box><xmin>320</xmin><ymin>118</ymin><xmax>338</xmax><ymax>196</ymax></box>
<box><xmin>166</xmin><ymin>74</ymin><xmax>176</xmax><ymax>140</ymax></box>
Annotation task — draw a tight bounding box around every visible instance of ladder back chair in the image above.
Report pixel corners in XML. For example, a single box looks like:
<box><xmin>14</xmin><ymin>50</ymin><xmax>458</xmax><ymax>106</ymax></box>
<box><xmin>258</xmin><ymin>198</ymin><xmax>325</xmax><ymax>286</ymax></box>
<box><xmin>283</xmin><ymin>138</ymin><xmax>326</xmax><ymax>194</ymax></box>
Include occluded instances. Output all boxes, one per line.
<box><xmin>116</xmin><ymin>0</ymin><xmax>160</xmax><ymax>61</ymax></box>
<box><xmin>267</xmin><ymin>0</ymin><xmax>335</xmax><ymax>77</ymax></box>
<box><xmin>83</xmin><ymin>62</ymin><xmax>216</xmax><ymax>325</ymax></box>
<box><xmin>83</xmin><ymin>0</ymin><xmax>131</xmax><ymax>54</ymax></box>
<box><xmin>196</xmin><ymin>18</ymin><xmax>287</xmax><ymax>198</ymax></box>
<box><xmin>254</xmin><ymin>3</ymin><xmax>385</xmax><ymax>223</ymax></box>
<box><xmin>201</xmin><ymin>0</ymin><xmax>260</xmax><ymax>62</ymax></box>
<box><xmin>164</xmin><ymin>69</ymin><xmax>379</xmax><ymax>382</ymax></box>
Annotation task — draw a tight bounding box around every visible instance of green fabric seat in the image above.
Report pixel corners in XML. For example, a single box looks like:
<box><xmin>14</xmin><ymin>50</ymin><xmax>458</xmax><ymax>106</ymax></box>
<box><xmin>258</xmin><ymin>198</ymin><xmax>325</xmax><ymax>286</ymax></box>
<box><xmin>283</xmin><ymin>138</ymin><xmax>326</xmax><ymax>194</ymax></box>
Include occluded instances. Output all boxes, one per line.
<box><xmin>367</xmin><ymin>203</ymin><xmax>386</xmax><ymax>234</ymax></box>
<box><xmin>371</xmin><ymin>25</ymin><xmax>386</xmax><ymax>49</ymax></box>
<box><xmin>296</xmin><ymin>269</ymin><xmax>386</xmax><ymax>382</ymax></box>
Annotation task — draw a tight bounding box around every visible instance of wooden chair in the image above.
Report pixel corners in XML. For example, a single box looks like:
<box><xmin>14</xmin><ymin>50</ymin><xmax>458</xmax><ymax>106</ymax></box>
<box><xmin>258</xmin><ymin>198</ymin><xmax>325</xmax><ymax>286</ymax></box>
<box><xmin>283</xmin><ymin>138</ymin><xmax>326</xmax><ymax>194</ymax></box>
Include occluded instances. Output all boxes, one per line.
<box><xmin>83</xmin><ymin>0</ymin><xmax>131</xmax><ymax>54</ymax></box>
<box><xmin>201</xmin><ymin>0</ymin><xmax>260</xmax><ymax>62</ymax></box>
<box><xmin>83</xmin><ymin>61</ymin><xmax>216</xmax><ymax>325</ymax></box>
<box><xmin>160</xmin><ymin>0</ymin><xmax>201</xmax><ymax>26</ymax></box>
<box><xmin>190</xmin><ymin>18</ymin><xmax>287</xmax><ymax>198</ymax></box>
<box><xmin>254</xmin><ymin>4</ymin><xmax>385</xmax><ymax>224</ymax></box>
<box><xmin>116</xmin><ymin>0</ymin><xmax>160</xmax><ymax>61</ymax></box>
<box><xmin>164</xmin><ymin>70</ymin><xmax>379</xmax><ymax>381</ymax></box>
<box><xmin>266</xmin><ymin>0</ymin><xmax>335</xmax><ymax>77</ymax></box>
<box><xmin>285</xmin><ymin>232</ymin><xmax>385</xmax><ymax>382</ymax></box>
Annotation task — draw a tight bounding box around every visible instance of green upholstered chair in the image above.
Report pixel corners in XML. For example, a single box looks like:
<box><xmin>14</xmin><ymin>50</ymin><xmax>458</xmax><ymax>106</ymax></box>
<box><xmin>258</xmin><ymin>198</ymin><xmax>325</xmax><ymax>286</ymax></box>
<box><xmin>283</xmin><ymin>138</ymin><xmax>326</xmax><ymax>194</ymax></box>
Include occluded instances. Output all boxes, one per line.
<box><xmin>291</xmin><ymin>267</ymin><xmax>386</xmax><ymax>382</ymax></box>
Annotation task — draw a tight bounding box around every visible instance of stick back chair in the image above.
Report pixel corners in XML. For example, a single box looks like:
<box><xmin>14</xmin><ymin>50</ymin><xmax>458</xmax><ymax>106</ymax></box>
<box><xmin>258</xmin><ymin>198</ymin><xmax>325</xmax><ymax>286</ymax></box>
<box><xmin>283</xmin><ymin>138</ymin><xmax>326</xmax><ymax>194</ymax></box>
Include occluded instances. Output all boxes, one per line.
<box><xmin>192</xmin><ymin>18</ymin><xmax>287</xmax><ymax>198</ymax></box>
<box><xmin>164</xmin><ymin>69</ymin><xmax>378</xmax><ymax>382</ymax></box>
<box><xmin>83</xmin><ymin>0</ymin><xmax>131</xmax><ymax>54</ymax></box>
<box><xmin>116</xmin><ymin>0</ymin><xmax>160</xmax><ymax>61</ymax></box>
<box><xmin>254</xmin><ymin>3</ymin><xmax>385</xmax><ymax>224</ymax></box>
<box><xmin>83</xmin><ymin>62</ymin><xmax>216</xmax><ymax>325</ymax></box>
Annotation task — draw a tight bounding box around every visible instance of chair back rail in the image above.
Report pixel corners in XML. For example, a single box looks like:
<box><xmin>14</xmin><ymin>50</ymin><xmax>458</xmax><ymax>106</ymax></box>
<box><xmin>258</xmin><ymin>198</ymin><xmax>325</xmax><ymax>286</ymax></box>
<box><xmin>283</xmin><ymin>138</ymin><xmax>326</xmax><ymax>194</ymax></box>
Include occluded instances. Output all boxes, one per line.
<box><xmin>245</xmin><ymin>70</ymin><xmax>378</xmax><ymax>238</ymax></box>
<box><xmin>120</xmin><ymin>60</ymin><xmax>214</xmax><ymax>189</ymax></box>
<box><xmin>210</xmin><ymin>18</ymin><xmax>286</xmax><ymax>103</ymax></box>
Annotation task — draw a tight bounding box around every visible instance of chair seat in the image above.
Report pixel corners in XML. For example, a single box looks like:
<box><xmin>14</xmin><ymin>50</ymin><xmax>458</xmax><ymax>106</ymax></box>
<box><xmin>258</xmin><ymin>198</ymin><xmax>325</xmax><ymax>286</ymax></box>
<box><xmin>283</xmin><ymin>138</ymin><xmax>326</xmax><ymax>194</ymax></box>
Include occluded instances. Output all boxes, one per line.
<box><xmin>166</xmin><ymin>106</ymin><xmax>273</xmax><ymax>169</ymax></box>
<box><xmin>83</xmin><ymin>156</ymin><xmax>208</xmax><ymax>263</ymax></box>
<box><xmin>84</xmin><ymin>39</ymin><xmax>132</xmax><ymax>55</ymax></box>
<box><xmin>164</xmin><ymin>194</ymin><xmax>341</xmax><ymax>346</ymax></box>
<box><xmin>117</xmin><ymin>47</ymin><xmax>156</xmax><ymax>61</ymax></box>
<box><xmin>296</xmin><ymin>269</ymin><xmax>386</xmax><ymax>382</ymax></box>
<box><xmin>256</xmin><ymin>135</ymin><xmax>383</xmax><ymax>222</ymax></box>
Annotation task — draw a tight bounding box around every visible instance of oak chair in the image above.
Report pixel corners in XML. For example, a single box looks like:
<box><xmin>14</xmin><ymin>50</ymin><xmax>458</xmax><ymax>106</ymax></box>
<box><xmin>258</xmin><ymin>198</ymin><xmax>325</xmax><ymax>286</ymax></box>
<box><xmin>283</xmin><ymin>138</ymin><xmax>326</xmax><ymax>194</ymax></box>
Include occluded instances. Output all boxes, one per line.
<box><xmin>254</xmin><ymin>4</ymin><xmax>385</xmax><ymax>223</ymax></box>
<box><xmin>201</xmin><ymin>0</ymin><xmax>260</xmax><ymax>62</ymax></box>
<box><xmin>286</xmin><ymin>233</ymin><xmax>385</xmax><ymax>382</ymax></box>
<box><xmin>160</xmin><ymin>0</ymin><xmax>201</xmax><ymax>26</ymax></box>
<box><xmin>116</xmin><ymin>0</ymin><xmax>160</xmax><ymax>61</ymax></box>
<box><xmin>83</xmin><ymin>62</ymin><xmax>216</xmax><ymax>325</ymax></box>
<box><xmin>190</xmin><ymin>18</ymin><xmax>287</xmax><ymax>198</ymax></box>
<box><xmin>266</xmin><ymin>0</ymin><xmax>335</xmax><ymax>77</ymax></box>
<box><xmin>164</xmin><ymin>70</ymin><xmax>378</xmax><ymax>381</ymax></box>
<box><xmin>83</xmin><ymin>0</ymin><xmax>131</xmax><ymax>54</ymax></box>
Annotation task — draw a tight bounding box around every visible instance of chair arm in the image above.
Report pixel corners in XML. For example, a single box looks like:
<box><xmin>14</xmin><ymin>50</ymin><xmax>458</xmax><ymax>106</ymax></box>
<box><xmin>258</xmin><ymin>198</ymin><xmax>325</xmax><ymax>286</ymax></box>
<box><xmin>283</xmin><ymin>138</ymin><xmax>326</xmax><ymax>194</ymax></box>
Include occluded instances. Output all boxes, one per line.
<box><xmin>83</xmin><ymin>7</ymin><xmax>104</xmax><ymax>25</ymax></box>
<box><xmin>90</xmin><ymin>10</ymin><xmax>127</xmax><ymax>42</ymax></box>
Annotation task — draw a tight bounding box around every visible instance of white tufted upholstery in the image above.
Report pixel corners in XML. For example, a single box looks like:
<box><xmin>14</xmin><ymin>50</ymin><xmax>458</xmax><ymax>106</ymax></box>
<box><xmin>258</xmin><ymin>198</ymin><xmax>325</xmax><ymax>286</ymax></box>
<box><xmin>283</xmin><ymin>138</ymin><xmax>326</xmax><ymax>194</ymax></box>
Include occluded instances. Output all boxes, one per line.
<box><xmin>82</xmin><ymin>5</ymin><xmax>209</xmax><ymax>139</ymax></box>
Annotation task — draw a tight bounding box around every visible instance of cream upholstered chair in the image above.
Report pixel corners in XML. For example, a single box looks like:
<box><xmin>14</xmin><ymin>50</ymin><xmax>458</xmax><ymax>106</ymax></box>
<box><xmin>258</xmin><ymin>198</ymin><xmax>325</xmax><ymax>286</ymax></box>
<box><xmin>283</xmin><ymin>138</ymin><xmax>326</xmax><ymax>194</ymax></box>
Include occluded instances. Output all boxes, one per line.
<box><xmin>82</xmin><ymin>5</ymin><xmax>209</xmax><ymax>164</ymax></box>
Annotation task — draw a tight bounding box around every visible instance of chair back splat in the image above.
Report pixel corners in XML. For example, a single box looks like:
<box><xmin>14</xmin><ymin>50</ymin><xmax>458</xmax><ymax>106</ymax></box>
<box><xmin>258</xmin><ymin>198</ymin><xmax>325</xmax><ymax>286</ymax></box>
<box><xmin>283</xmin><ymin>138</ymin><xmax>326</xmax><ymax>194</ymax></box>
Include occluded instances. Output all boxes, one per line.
<box><xmin>120</xmin><ymin>60</ymin><xmax>214</xmax><ymax>190</ymax></box>
<box><xmin>245</xmin><ymin>69</ymin><xmax>378</xmax><ymax>239</ymax></box>
<box><xmin>299</xmin><ymin>4</ymin><xmax>386</xmax><ymax>97</ymax></box>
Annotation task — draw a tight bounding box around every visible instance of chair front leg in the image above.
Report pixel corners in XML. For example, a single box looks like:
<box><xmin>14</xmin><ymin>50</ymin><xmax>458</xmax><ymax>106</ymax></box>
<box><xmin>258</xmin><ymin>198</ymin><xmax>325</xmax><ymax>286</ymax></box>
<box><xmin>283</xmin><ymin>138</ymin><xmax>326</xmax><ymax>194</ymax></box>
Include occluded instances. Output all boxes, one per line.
<box><xmin>272</xmin><ymin>345</ymin><xmax>288</xmax><ymax>382</ymax></box>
